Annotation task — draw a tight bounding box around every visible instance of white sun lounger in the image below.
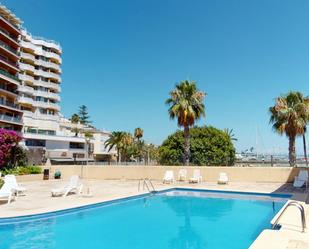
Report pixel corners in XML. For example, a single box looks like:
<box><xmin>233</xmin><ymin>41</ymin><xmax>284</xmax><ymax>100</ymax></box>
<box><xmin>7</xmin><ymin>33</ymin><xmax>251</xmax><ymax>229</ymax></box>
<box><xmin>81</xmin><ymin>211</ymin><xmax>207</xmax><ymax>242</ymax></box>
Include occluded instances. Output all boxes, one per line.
<box><xmin>178</xmin><ymin>169</ymin><xmax>187</xmax><ymax>181</ymax></box>
<box><xmin>163</xmin><ymin>170</ymin><xmax>175</xmax><ymax>184</ymax></box>
<box><xmin>0</xmin><ymin>181</ymin><xmax>16</xmax><ymax>204</ymax></box>
<box><xmin>218</xmin><ymin>172</ymin><xmax>229</xmax><ymax>184</ymax></box>
<box><xmin>189</xmin><ymin>169</ymin><xmax>203</xmax><ymax>183</ymax></box>
<box><xmin>293</xmin><ymin>170</ymin><xmax>308</xmax><ymax>188</ymax></box>
<box><xmin>4</xmin><ymin>175</ymin><xmax>27</xmax><ymax>196</ymax></box>
<box><xmin>51</xmin><ymin>175</ymin><xmax>83</xmax><ymax>197</ymax></box>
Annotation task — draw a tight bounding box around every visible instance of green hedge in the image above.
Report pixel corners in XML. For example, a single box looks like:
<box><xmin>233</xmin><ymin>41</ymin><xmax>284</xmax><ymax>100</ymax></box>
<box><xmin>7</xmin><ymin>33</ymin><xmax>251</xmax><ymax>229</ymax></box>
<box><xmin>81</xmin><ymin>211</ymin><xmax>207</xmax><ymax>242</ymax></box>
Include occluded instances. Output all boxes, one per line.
<box><xmin>1</xmin><ymin>166</ymin><xmax>42</xmax><ymax>176</ymax></box>
<box><xmin>159</xmin><ymin>126</ymin><xmax>236</xmax><ymax>166</ymax></box>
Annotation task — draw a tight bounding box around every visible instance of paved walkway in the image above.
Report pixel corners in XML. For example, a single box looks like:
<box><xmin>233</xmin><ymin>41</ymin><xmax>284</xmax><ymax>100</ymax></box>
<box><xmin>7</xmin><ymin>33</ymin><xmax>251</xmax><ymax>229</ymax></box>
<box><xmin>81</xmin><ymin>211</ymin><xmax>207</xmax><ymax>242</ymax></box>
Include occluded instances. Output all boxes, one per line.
<box><xmin>0</xmin><ymin>179</ymin><xmax>307</xmax><ymax>218</ymax></box>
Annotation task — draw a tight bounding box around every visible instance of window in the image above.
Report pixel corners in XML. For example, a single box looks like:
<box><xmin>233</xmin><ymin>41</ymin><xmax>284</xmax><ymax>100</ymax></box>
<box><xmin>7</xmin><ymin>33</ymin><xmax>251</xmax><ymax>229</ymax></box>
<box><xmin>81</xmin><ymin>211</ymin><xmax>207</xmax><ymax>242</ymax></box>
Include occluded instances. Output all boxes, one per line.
<box><xmin>25</xmin><ymin>139</ymin><xmax>46</xmax><ymax>147</ymax></box>
<box><xmin>70</xmin><ymin>142</ymin><xmax>85</xmax><ymax>149</ymax></box>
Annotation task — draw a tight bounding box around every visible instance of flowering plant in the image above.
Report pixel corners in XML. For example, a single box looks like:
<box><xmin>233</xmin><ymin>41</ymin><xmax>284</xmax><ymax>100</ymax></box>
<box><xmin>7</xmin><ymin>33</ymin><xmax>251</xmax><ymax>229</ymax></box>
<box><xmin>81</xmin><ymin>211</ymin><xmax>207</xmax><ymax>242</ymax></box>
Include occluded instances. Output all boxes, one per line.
<box><xmin>0</xmin><ymin>129</ymin><xmax>22</xmax><ymax>168</ymax></box>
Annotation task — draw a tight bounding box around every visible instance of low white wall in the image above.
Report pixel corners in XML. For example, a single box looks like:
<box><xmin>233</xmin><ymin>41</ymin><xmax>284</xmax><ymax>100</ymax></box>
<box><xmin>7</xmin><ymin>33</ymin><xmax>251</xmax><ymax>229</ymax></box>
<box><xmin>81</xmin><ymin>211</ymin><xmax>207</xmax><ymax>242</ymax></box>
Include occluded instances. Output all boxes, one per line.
<box><xmin>35</xmin><ymin>165</ymin><xmax>305</xmax><ymax>183</ymax></box>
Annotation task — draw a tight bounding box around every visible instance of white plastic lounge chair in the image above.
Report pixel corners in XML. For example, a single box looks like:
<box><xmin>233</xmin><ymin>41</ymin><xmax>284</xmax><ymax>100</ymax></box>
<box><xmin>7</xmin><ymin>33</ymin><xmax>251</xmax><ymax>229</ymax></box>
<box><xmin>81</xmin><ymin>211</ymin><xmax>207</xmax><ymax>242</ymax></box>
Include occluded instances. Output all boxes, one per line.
<box><xmin>293</xmin><ymin>170</ymin><xmax>308</xmax><ymax>188</ymax></box>
<box><xmin>189</xmin><ymin>169</ymin><xmax>203</xmax><ymax>183</ymax></box>
<box><xmin>51</xmin><ymin>175</ymin><xmax>83</xmax><ymax>197</ymax></box>
<box><xmin>4</xmin><ymin>175</ymin><xmax>26</xmax><ymax>196</ymax></box>
<box><xmin>178</xmin><ymin>169</ymin><xmax>187</xmax><ymax>181</ymax></box>
<box><xmin>163</xmin><ymin>170</ymin><xmax>175</xmax><ymax>184</ymax></box>
<box><xmin>0</xmin><ymin>181</ymin><xmax>15</xmax><ymax>204</ymax></box>
<box><xmin>218</xmin><ymin>172</ymin><xmax>229</xmax><ymax>184</ymax></box>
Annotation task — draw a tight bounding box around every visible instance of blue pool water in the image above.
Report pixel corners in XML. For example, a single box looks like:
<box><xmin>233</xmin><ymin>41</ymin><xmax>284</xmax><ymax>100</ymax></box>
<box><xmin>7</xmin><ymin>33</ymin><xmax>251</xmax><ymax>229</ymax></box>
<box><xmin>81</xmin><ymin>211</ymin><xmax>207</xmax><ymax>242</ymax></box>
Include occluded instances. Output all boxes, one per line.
<box><xmin>0</xmin><ymin>189</ymin><xmax>289</xmax><ymax>249</ymax></box>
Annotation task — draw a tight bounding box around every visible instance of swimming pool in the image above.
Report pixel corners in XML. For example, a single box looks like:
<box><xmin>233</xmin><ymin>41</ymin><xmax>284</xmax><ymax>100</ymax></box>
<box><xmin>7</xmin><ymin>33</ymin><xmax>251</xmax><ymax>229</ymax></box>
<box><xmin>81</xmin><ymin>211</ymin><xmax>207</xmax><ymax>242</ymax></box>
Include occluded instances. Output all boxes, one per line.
<box><xmin>0</xmin><ymin>188</ymin><xmax>290</xmax><ymax>249</ymax></box>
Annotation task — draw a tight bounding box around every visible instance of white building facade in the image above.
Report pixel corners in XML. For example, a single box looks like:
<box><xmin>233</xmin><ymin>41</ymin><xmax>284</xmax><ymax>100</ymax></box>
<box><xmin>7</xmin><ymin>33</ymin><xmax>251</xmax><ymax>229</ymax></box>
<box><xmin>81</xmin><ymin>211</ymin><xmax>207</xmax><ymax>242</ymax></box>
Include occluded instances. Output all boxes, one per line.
<box><xmin>17</xmin><ymin>30</ymin><xmax>95</xmax><ymax>164</ymax></box>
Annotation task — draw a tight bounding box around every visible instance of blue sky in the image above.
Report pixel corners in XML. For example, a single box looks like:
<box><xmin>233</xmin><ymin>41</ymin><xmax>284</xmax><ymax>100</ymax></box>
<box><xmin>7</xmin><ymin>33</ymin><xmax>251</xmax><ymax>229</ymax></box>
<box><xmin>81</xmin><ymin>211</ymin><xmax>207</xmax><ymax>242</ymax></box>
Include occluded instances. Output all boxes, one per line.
<box><xmin>7</xmin><ymin>0</ymin><xmax>309</xmax><ymax>154</ymax></box>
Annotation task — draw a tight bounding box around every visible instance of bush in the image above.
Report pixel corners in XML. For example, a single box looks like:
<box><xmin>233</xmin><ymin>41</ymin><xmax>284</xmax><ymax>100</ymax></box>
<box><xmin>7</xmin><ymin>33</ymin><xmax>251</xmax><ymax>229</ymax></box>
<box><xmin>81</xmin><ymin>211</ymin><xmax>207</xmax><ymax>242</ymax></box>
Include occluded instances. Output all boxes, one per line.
<box><xmin>0</xmin><ymin>178</ymin><xmax>3</xmax><ymax>188</ymax></box>
<box><xmin>0</xmin><ymin>166</ymin><xmax>42</xmax><ymax>176</ymax></box>
<box><xmin>159</xmin><ymin>126</ymin><xmax>236</xmax><ymax>166</ymax></box>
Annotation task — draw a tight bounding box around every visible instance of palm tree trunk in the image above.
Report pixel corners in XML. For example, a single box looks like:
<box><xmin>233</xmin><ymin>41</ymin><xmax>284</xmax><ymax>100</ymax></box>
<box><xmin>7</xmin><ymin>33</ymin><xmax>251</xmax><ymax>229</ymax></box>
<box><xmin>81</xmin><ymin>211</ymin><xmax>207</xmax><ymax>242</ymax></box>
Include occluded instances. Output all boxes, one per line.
<box><xmin>289</xmin><ymin>135</ymin><xmax>296</xmax><ymax>167</ymax></box>
<box><xmin>184</xmin><ymin>126</ymin><xmax>190</xmax><ymax>166</ymax></box>
<box><xmin>303</xmin><ymin>134</ymin><xmax>308</xmax><ymax>166</ymax></box>
<box><xmin>117</xmin><ymin>150</ymin><xmax>121</xmax><ymax>163</ymax></box>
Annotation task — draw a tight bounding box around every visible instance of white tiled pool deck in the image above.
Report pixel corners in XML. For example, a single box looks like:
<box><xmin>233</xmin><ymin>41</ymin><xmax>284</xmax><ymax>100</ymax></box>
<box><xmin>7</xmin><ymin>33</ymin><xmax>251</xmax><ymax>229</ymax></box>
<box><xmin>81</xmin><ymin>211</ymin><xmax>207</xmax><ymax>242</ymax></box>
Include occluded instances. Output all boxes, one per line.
<box><xmin>0</xmin><ymin>179</ymin><xmax>309</xmax><ymax>248</ymax></box>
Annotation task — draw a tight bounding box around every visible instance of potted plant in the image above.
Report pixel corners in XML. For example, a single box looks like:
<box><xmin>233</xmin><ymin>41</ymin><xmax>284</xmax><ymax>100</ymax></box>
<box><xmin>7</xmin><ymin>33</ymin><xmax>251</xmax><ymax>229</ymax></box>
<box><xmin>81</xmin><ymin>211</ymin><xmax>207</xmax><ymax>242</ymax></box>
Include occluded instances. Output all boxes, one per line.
<box><xmin>54</xmin><ymin>170</ymin><xmax>61</xmax><ymax>179</ymax></box>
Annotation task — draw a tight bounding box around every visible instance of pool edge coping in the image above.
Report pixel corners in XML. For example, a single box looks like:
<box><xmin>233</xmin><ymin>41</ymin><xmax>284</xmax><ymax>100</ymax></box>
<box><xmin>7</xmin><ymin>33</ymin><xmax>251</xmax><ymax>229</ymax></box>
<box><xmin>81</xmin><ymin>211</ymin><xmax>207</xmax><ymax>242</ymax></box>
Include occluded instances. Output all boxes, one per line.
<box><xmin>0</xmin><ymin>187</ymin><xmax>292</xmax><ymax>225</ymax></box>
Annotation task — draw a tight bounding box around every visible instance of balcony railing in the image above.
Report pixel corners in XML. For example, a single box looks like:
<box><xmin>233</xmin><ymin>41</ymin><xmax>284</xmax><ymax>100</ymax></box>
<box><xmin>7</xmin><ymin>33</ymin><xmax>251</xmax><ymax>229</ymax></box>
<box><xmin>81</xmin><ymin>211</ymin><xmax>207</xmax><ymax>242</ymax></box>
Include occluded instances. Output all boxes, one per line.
<box><xmin>0</xmin><ymin>98</ymin><xmax>20</xmax><ymax>109</ymax></box>
<box><xmin>0</xmin><ymin>27</ymin><xmax>19</xmax><ymax>43</ymax></box>
<box><xmin>18</xmin><ymin>96</ymin><xmax>35</xmax><ymax>105</ymax></box>
<box><xmin>20</xmin><ymin>52</ymin><xmax>35</xmax><ymax>61</ymax></box>
<box><xmin>0</xmin><ymin>84</ymin><xmax>18</xmax><ymax>94</ymax></box>
<box><xmin>0</xmin><ymin>114</ymin><xmax>22</xmax><ymax>124</ymax></box>
<box><xmin>0</xmin><ymin>15</ymin><xmax>20</xmax><ymax>31</ymax></box>
<box><xmin>0</xmin><ymin>54</ymin><xmax>18</xmax><ymax>69</ymax></box>
<box><xmin>0</xmin><ymin>40</ymin><xmax>19</xmax><ymax>56</ymax></box>
<box><xmin>0</xmin><ymin>68</ymin><xmax>20</xmax><ymax>82</ymax></box>
<box><xmin>20</xmin><ymin>63</ymin><xmax>35</xmax><ymax>72</ymax></box>
<box><xmin>19</xmin><ymin>74</ymin><xmax>34</xmax><ymax>82</ymax></box>
<box><xmin>18</xmin><ymin>85</ymin><xmax>34</xmax><ymax>95</ymax></box>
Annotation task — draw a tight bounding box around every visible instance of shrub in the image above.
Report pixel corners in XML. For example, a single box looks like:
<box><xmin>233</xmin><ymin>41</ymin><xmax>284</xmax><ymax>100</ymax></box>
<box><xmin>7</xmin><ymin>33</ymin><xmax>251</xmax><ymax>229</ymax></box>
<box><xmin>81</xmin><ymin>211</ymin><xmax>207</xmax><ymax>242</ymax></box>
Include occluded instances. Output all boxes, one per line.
<box><xmin>0</xmin><ymin>178</ymin><xmax>3</xmax><ymax>188</ymax></box>
<box><xmin>0</xmin><ymin>166</ymin><xmax>42</xmax><ymax>176</ymax></box>
<box><xmin>159</xmin><ymin>126</ymin><xmax>236</xmax><ymax>166</ymax></box>
<box><xmin>0</xmin><ymin>129</ymin><xmax>22</xmax><ymax>168</ymax></box>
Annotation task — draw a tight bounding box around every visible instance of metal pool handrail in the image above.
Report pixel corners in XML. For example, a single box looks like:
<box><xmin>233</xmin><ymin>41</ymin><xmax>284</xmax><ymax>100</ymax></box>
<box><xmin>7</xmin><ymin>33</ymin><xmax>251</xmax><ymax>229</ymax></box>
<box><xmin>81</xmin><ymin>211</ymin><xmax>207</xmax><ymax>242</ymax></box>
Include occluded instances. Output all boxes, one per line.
<box><xmin>138</xmin><ymin>178</ymin><xmax>156</xmax><ymax>193</ymax></box>
<box><xmin>272</xmin><ymin>201</ymin><xmax>306</xmax><ymax>232</ymax></box>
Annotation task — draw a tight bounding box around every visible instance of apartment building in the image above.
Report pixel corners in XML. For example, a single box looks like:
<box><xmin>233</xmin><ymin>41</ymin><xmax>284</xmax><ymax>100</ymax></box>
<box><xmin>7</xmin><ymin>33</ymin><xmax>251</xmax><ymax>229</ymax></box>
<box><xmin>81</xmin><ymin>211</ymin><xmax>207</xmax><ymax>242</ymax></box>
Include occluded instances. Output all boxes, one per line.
<box><xmin>19</xmin><ymin>29</ymin><xmax>61</xmax><ymax>135</ymax></box>
<box><xmin>0</xmin><ymin>4</ymin><xmax>116</xmax><ymax>164</ymax></box>
<box><xmin>92</xmin><ymin>130</ymin><xmax>117</xmax><ymax>162</ymax></box>
<box><xmin>0</xmin><ymin>5</ymin><xmax>23</xmax><ymax>131</ymax></box>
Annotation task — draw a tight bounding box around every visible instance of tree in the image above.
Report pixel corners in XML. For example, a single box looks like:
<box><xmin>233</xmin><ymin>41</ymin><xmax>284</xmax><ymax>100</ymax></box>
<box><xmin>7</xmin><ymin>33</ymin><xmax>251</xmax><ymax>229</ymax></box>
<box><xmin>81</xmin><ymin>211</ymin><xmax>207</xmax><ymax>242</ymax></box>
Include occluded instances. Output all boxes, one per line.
<box><xmin>70</xmin><ymin>113</ymin><xmax>80</xmax><ymax>136</ymax></box>
<box><xmin>159</xmin><ymin>126</ymin><xmax>235</xmax><ymax>166</ymax></box>
<box><xmin>224</xmin><ymin>128</ymin><xmax>238</xmax><ymax>141</ymax></box>
<box><xmin>134</xmin><ymin>127</ymin><xmax>143</xmax><ymax>141</ymax></box>
<box><xmin>303</xmin><ymin>127</ymin><xmax>308</xmax><ymax>166</ymax></box>
<box><xmin>166</xmin><ymin>80</ymin><xmax>206</xmax><ymax>165</ymax></box>
<box><xmin>78</xmin><ymin>105</ymin><xmax>91</xmax><ymax>125</ymax></box>
<box><xmin>104</xmin><ymin>131</ymin><xmax>133</xmax><ymax>162</ymax></box>
<box><xmin>0</xmin><ymin>129</ymin><xmax>22</xmax><ymax>169</ymax></box>
<box><xmin>269</xmin><ymin>92</ymin><xmax>309</xmax><ymax>166</ymax></box>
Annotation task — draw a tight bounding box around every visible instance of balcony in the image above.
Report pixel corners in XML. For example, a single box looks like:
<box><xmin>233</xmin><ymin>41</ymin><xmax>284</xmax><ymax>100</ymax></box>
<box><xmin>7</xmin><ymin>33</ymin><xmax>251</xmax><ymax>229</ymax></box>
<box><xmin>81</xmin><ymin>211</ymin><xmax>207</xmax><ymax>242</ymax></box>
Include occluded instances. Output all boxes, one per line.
<box><xmin>20</xmin><ymin>40</ymin><xmax>36</xmax><ymax>51</ymax></box>
<box><xmin>0</xmin><ymin>39</ymin><xmax>19</xmax><ymax>57</ymax></box>
<box><xmin>23</xmin><ymin>110</ymin><xmax>59</xmax><ymax>121</ymax></box>
<box><xmin>34</xmin><ymin>90</ymin><xmax>60</xmax><ymax>101</ymax></box>
<box><xmin>18</xmin><ymin>85</ymin><xmax>34</xmax><ymax>95</ymax></box>
<box><xmin>19</xmin><ymin>74</ymin><xmax>34</xmax><ymax>82</ymax></box>
<box><xmin>20</xmin><ymin>62</ymin><xmax>35</xmax><ymax>72</ymax></box>
<box><xmin>0</xmin><ymin>54</ymin><xmax>19</xmax><ymax>71</ymax></box>
<box><xmin>0</xmin><ymin>114</ymin><xmax>22</xmax><ymax>125</ymax></box>
<box><xmin>0</xmin><ymin>98</ymin><xmax>21</xmax><ymax>111</ymax></box>
<box><xmin>41</xmin><ymin>50</ymin><xmax>62</xmax><ymax>63</ymax></box>
<box><xmin>32</xmin><ymin>79</ymin><xmax>61</xmax><ymax>92</ymax></box>
<box><xmin>0</xmin><ymin>68</ymin><xmax>20</xmax><ymax>85</ymax></box>
<box><xmin>18</xmin><ymin>96</ymin><xmax>35</xmax><ymax>106</ymax></box>
<box><xmin>0</xmin><ymin>27</ymin><xmax>19</xmax><ymax>45</ymax></box>
<box><xmin>20</xmin><ymin>52</ymin><xmax>35</xmax><ymax>62</ymax></box>
<box><xmin>0</xmin><ymin>84</ymin><xmax>18</xmax><ymax>96</ymax></box>
<box><xmin>0</xmin><ymin>15</ymin><xmax>20</xmax><ymax>34</ymax></box>
<box><xmin>33</xmin><ymin>101</ymin><xmax>60</xmax><ymax>111</ymax></box>
<box><xmin>35</xmin><ymin>59</ymin><xmax>61</xmax><ymax>72</ymax></box>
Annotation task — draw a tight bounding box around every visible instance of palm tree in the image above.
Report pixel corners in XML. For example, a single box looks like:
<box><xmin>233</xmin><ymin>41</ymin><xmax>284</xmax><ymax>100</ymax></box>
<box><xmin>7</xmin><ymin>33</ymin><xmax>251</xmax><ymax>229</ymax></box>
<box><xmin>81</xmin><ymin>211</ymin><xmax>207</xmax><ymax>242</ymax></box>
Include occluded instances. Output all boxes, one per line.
<box><xmin>269</xmin><ymin>91</ymin><xmax>309</xmax><ymax>166</ymax></box>
<box><xmin>166</xmin><ymin>80</ymin><xmax>206</xmax><ymax>165</ymax></box>
<box><xmin>224</xmin><ymin>128</ymin><xmax>238</xmax><ymax>141</ymax></box>
<box><xmin>70</xmin><ymin>113</ymin><xmax>80</xmax><ymax>136</ymax></box>
<box><xmin>134</xmin><ymin>127</ymin><xmax>143</xmax><ymax>141</ymax></box>
<box><xmin>105</xmin><ymin>132</ymin><xmax>124</xmax><ymax>163</ymax></box>
<box><xmin>104</xmin><ymin>132</ymin><xmax>133</xmax><ymax>162</ymax></box>
<box><xmin>303</xmin><ymin>127</ymin><xmax>308</xmax><ymax>166</ymax></box>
